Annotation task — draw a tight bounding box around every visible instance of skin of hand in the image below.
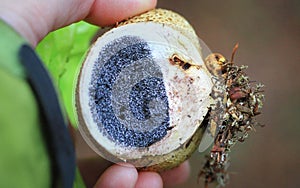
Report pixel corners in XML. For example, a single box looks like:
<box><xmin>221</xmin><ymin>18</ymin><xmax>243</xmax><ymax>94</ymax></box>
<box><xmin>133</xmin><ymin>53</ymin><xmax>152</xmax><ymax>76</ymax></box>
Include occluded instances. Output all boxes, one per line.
<box><xmin>0</xmin><ymin>0</ymin><xmax>190</xmax><ymax>187</ymax></box>
<box><xmin>94</xmin><ymin>162</ymin><xmax>190</xmax><ymax>188</ymax></box>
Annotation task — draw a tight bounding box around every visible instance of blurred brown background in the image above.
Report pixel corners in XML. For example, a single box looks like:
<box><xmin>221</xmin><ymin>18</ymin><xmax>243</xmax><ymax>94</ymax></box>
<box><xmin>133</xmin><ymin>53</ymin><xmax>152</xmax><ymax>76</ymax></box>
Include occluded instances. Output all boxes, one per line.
<box><xmin>157</xmin><ymin>0</ymin><xmax>300</xmax><ymax>187</ymax></box>
<box><xmin>77</xmin><ymin>0</ymin><xmax>300</xmax><ymax>188</ymax></box>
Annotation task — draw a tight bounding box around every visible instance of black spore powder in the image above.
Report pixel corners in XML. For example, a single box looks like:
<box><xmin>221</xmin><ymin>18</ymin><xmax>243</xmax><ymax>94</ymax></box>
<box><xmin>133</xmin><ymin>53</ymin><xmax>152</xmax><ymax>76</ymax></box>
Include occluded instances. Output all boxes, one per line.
<box><xmin>89</xmin><ymin>36</ymin><xmax>170</xmax><ymax>147</ymax></box>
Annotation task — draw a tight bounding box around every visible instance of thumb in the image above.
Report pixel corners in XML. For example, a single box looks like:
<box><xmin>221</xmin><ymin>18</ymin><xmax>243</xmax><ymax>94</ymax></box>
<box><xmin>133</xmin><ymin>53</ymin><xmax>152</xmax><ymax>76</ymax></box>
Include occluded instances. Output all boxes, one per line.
<box><xmin>0</xmin><ymin>0</ymin><xmax>157</xmax><ymax>46</ymax></box>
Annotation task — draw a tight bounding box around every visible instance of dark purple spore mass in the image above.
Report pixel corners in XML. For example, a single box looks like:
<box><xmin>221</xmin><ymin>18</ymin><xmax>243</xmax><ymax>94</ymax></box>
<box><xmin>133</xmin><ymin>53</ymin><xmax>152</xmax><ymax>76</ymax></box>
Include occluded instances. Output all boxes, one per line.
<box><xmin>89</xmin><ymin>36</ymin><xmax>170</xmax><ymax>147</ymax></box>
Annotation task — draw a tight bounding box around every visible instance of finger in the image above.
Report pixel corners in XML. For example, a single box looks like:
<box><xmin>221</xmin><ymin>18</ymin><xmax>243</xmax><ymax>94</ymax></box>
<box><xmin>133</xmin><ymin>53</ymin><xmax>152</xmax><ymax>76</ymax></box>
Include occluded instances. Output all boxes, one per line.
<box><xmin>85</xmin><ymin>0</ymin><xmax>157</xmax><ymax>26</ymax></box>
<box><xmin>77</xmin><ymin>157</ymin><xmax>112</xmax><ymax>188</ymax></box>
<box><xmin>135</xmin><ymin>172</ymin><xmax>163</xmax><ymax>188</ymax></box>
<box><xmin>94</xmin><ymin>163</ymin><xmax>138</xmax><ymax>188</ymax></box>
<box><xmin>0</xmin><ymin>0</ymin><xmax>156</xmax><ymax>46</ymax></box>
<box><xmin>160</xmin><ymin>161</ymin><xmax>190</xmax><ymax>187</ymax></box>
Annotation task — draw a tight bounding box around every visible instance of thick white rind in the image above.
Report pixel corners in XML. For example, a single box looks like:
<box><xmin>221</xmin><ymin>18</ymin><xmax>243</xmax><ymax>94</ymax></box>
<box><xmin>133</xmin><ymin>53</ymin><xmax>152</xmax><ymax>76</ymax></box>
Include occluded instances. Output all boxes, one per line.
<box><xmin>77</xmin><ymin>22</ymin><xmax>213</xmax><ymax>166</ymax></box>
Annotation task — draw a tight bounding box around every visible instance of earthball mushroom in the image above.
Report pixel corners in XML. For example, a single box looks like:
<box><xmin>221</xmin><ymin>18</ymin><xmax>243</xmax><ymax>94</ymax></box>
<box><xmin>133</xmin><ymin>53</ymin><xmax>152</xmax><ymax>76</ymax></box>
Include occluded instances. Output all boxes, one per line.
<box><xmin>75</xmin><ymin>9</ymin><xmax>222</xmax><ymax>171</ymax></box>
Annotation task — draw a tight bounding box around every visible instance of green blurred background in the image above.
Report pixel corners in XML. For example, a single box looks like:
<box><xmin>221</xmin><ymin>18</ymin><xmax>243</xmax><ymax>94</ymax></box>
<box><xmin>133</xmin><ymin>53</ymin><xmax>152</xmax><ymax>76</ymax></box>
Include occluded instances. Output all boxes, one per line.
<box><xmin>156</xmin><ymin>0</ymin><xmax>300</xmax><ymax>187</ymax></box>
<box><xmin>76</xmin><ymin>0</ymin><xmax>300</xmax><ymax>188</ymax></box>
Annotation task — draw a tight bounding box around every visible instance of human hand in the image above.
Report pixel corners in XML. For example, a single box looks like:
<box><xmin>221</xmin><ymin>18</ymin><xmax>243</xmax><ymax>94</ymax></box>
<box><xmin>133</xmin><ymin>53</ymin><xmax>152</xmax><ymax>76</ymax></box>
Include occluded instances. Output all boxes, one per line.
<box><xmin>94</xmin><ymin>162</ymin><xmax>190</xmax><ymax>188</ymax></box>
<box><xmin>78</xmin><ymin>160</ymin><xmax>190</xmax><ymax>188</ymax></box>
<box><xmin>0</xmin><ymin>0</ymin><xmax>190</xmax><ymax>187</ymax></box>
<box><xmin>0</xmin><ymin>0</ymin><xmax>156</xmax><ymax>46</ymax></box>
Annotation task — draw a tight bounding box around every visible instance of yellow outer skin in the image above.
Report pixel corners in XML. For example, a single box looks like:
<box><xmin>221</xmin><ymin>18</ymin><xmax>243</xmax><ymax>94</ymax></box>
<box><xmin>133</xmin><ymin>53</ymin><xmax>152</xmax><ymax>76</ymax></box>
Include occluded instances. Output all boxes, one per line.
<box><xmin>118</xmin><ymin>9</ymin><xmax>205</xmax><ymax>172</ymax></box>
<box><xmin>119</xmin><ymin>9</ymin><xmax>201</xmax><ymax>52</ymax></box>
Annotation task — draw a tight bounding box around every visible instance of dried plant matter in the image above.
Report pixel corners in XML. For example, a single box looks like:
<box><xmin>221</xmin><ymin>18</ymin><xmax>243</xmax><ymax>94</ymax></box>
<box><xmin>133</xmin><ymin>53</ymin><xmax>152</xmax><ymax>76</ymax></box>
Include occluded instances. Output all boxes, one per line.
<box><xmin>198</xmin><ymin>45</ymin><xmax>265</xmax><ymax>187</ymax></box>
